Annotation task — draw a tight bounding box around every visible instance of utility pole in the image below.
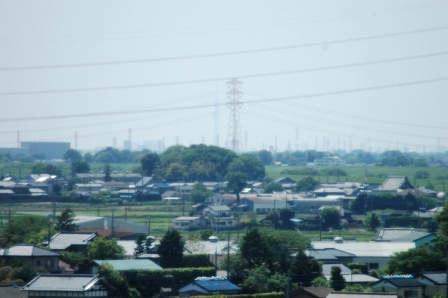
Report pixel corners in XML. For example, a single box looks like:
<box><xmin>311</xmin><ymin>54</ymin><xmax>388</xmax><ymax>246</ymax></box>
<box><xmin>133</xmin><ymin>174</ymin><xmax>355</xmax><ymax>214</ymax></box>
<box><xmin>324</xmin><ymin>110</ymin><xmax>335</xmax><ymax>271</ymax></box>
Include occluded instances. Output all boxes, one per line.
<box><xmin>111</xmin><ymin>210</ymin><xmax>115</xmax><ymax>238</ymax></box>
<box><xmin>227</xmin><ymin>232</ymin><xmax>230</xmax><ymax>279</ymax></box>
<box><xmin>226</xmin><ymin>78</ymin><xmax>243</xmax><ymax>152</ymax></box>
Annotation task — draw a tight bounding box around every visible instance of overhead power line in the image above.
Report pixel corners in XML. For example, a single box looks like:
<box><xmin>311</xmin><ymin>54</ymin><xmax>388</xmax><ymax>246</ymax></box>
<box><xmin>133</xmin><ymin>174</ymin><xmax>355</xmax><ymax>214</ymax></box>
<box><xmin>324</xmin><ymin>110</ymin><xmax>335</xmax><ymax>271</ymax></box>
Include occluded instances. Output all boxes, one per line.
<box><xmin>1</xmin><ymin>26</ymin><xmax>447</xmax><ymax>71</ymax></box>
<box><xmin>0</xmin><ymin>76</ymin><xmax>446</xmax><ymax>122</ymax></box>
<box><xmin>1</xmin><ymin>51</ymin><xmax>447</xmax><ymax>96</ymax></box>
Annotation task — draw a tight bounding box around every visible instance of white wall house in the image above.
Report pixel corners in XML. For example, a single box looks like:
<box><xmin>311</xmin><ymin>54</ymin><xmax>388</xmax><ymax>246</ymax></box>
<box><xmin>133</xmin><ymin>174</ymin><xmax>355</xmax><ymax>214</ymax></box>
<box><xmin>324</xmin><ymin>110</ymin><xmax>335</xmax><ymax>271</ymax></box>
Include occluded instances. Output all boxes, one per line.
<box><xmin>203</xmin><ymin>205</ymin><xmax>234</xmax><ymax>229</ymax></box>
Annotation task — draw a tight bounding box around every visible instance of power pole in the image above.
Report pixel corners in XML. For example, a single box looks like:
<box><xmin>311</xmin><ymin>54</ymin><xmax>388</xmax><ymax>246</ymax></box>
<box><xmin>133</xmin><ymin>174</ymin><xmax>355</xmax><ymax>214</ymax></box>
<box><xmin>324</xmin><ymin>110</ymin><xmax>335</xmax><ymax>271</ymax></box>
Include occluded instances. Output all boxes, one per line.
<box><xmin>226</xmin><ymin>78</ymin><xmax>243</xmax><ymax>152</ymax></box>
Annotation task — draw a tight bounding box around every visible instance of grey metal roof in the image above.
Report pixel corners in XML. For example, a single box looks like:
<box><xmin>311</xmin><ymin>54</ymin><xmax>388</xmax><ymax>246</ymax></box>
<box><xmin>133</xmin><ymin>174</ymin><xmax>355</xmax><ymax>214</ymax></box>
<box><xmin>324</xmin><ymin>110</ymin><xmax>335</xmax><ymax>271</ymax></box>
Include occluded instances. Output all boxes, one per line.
<box><xmin>322</xmin><ymin>263</ymin><xmax>351</xmax><ymax>275</ymax></box>
<box><xmin>328</xmin><ymin>293</ymin><xmax>399</xmax><ymax>298</ymax></box>
<box><xmin>94</xmin><ymin>259</ymin><xmax>162</xmax><ymax>270</ymax></box>
<box><xmin>207</xmin><ymin>205</ymin><xmax>230</xmax><ymax>211</ymax></box>
<box><xmin>49</xmin><ymin>232</ymin><xmax>96</xmax><ymax>250</ymax></box>
<box><xmin>308</xmin><ymin>248</ymin><xmax>355</xmax><ymax>261</ymax></box>
<box><xmin>22</xmin><ymin>274</ymin><xmax>100</xmax><ymax>292</ymax></box>
<box><xmin>0</xmin><ymin>244</ymin><xmax>59</xmax><ymax>257</ymax></box>
<box><xmin>390</xmin><ymin>231</ymin><xmax>434</xmax><ymax>242</ymax></box>
<box><xmin>375</xmin><ymin>228</ymin><xmax>414</xmax><ymax>241</ymax></box>
<box><xmin>418</xmin><ymin>271</ymin><xmax>447</xmax><ymax>285</ymax></box>
<box><xmin>376</xmin><ymin>176</ymin><xmax>414</xmax><ymax>191</ymax></box>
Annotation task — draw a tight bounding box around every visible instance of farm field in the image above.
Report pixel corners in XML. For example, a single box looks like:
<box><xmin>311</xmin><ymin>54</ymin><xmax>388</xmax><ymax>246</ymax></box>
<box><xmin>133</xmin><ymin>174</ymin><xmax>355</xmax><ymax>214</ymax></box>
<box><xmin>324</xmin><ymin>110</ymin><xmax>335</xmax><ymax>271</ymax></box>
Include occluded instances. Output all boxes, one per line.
<box><xmin>265</xmin><ymin>165</ymin><xmax>448</xmax><ymax>192</ymax></box>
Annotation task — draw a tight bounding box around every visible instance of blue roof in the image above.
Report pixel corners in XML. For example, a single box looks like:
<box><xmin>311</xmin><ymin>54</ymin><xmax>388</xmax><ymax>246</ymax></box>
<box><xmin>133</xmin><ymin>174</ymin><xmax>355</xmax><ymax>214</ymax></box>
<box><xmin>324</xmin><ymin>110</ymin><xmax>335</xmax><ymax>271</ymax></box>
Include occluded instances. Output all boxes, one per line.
<box><xmin>194</xmin><ymin>278</ymin><xmax>241</xmax><ymax>292</ymax></box>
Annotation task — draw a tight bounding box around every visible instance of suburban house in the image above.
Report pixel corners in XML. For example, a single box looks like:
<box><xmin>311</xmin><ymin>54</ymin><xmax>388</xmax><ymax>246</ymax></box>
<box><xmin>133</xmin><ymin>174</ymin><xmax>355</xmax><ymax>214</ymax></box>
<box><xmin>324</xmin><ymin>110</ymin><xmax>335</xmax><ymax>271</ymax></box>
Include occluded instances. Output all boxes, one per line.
<box><xmin>173</xmin><ymin>216</ymin><xmax>206</xmax><ymax>230</ymax></box>
<box><xmin>415</xmin><ymin>271</ymin><xmax>447</xmax><ymax>297</ymax></box>
<box><xmin>290</xmin><ymin>286</ymin><xmax>332</xmax><ymax>298</ymax></box>
<box><xmin>178</xmin><ymin>276</ymin><xmax>242</xmax><ymax>296</ymax></box>
<box><xmin>372</xmin><ymin>275</ymin><xmax>426</xmax><ymax>298</ymax></box>
<box><xmin>21</xmin><ymin>274</ymin><xmax>111</xmax><ymax>297</ymax></box>
<box><xmin>327</xmin><ymin>293</ymin><xmax>399</xmax><ymax>298</ymax></box>
<box><xmin>273</xmin><ymin>177</ymin><xmax>296</xmax><ymax>190</ymax></box>
<box><xmin>203</xmin><ymin>205</ymin><xmax>235</xmax><ymax>229</ymax></box>
<box><xmin>48</xmin><ymin>232</ymin><xmax>97</xmax><ymax>255</ymax></box>
<box><xmin>240</xmin><ymin>194</ymin><xmax>290</xmax><ymax>214</ymax></box>
<box><xmin>74</xmin><ymin>216</ymin><xmax>148</xmax><ymax>234</ymax></box>
<box><xmin>373</xmin><ymin>228</ymin><xmax>436</xmax><ymax>246</ymax></box>
<box><xmin>312</xmin><ymin>241</ymin><xmax>416</xmax><ymax>271</ymax></box>
<box><xmin>0</xmin><ymin>244</ymin><xmax>60</xmax><ymax>273</ymax></box>
<box><xmin>373</xmin><ymin>176</ymin><xmax>415</xmax><ymax>195</ymax></box>
<box><xmin>308</xmin><ymin>248</ymin><xmax>355</xmax><ymax>266</ymax></box>
<box><xmin>205</xmin><ymin>194</ymin><xmax>228</xmax><ymax>206</ymax></box>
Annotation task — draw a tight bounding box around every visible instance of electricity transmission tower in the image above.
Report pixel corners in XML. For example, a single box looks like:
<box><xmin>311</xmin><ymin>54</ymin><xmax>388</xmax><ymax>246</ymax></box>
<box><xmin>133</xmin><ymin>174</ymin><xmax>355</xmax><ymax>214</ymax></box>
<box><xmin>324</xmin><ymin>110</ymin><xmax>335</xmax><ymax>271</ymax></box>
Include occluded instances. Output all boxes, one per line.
<box><xmin>226</xmin><ymin>78</ymin><xmax>243</xmax><ymax>152</ymax></box>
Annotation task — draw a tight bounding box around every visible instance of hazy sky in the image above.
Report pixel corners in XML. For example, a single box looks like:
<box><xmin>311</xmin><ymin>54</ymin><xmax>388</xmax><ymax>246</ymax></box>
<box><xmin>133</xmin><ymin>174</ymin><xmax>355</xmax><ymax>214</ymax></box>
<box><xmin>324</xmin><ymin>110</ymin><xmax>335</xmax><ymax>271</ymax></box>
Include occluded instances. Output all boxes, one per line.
<box><xmin>0</xmin><ymin>1</ymin><xmax>447</xmax><ymax>153</ymax></box>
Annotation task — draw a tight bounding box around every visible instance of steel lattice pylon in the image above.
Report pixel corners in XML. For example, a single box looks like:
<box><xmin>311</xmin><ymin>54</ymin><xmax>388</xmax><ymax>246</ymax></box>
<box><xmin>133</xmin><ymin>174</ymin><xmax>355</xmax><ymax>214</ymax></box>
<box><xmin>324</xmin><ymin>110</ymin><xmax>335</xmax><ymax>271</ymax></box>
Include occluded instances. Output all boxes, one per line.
<box><xmin>226</xmin><ymin>78</ymin><xmax>243</xmax><ymax>152</ymax></box>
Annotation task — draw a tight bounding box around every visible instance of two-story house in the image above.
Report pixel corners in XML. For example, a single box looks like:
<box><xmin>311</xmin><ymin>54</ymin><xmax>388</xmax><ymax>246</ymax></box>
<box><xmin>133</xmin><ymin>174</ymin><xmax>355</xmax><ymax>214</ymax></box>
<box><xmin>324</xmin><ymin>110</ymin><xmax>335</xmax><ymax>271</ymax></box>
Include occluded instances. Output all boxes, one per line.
<box><xmin>0</xmin><ymin>244</ymin><xmax>60</xmax><ymax>273</ymax></box>
<box><xmin>203</xmin><ymin>205</ymin><xmax>234</xmax><ymax>229</ymax></box>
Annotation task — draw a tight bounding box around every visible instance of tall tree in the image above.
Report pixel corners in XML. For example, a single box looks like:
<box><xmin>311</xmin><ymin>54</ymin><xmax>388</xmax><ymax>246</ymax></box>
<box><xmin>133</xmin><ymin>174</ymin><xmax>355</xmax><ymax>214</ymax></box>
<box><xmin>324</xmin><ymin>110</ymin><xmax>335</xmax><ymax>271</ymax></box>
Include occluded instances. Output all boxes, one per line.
<box><xmin>99</xmin><ymin>263</ymin><xmax>139</xmax><ymax>297</ymax></box>
<box><xmin>330</xmin><ymin>266</ymin><xmax>346</xmax><ymax>291</ymax></box>
<box><xmin>63</xmin><ymin>149</ymin><xmax>83</xmax><ymax>162</ymax></box>
<box><xmin>257</xmin><ymin>150</ymin><xmax>274</xmax><ymax>166</ymax></box>
<box><xmin>55</xmin><ymin>208</ymin><xmax>78</xmax><ymax>231</ymax></box>
<box><xmin>158</xmin><ymin>229</ymin><xmax>185</xmax><ymax>268</ymax></box>
<box><xmin>71</xmin><ymin>161</ymin><xmax>90</xmax><ymax>175</ymax></box>
<box><xmin>240</xmin><ymin>228</ymin><xmax>270</xmax><ymax>269</ymax></box>
<box><xmin>88</xmin><ymin>237</ymin><xmax>126</xmax><ymax>260</ymax></box>
<box><xmin>225</xmin><ymin>171</ymin><xmax>247</xmax><ymax>205</ymax></box>
<box><xmin>295</xmin><ymin>176</ymin><xmax>319</xmax><ymax>192</ymax></box>
<box><xmin>103</xmin><ymin>163</ymin><xmax>112</xmax><ymax>182</ymax></box>
<box><xmin>364</xmin><ymin>212</ymin><xmax>381</xmax><ymax>232</ymax></box>
<box><xmin>227</xmin><ymin>154</ymin><xmax>265</xmax><ymax>181</ymax></box>
<box><xmin>140</xmin><ymin>152</ymin><xmax>160</xmax><ymax>176</ymax></box>
<box><xmin>290</xmin><ymin>250</ymin><xmax>322</xmax><ymax>287</ymax></box>
<box><xmin>321</xmin><ymin>207</ymin><xmax>340</xmax><ymax>230</ymax></box>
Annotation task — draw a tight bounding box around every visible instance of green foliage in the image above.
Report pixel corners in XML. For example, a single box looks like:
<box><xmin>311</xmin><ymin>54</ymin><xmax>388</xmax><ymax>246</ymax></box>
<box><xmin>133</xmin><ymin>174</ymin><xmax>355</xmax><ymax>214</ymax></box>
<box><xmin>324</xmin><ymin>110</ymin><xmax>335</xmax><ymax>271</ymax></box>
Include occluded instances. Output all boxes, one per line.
<box><xmin>134</xmin><ymin>234</ymin><xmax>146</xmax><ymax>255</ymax></box>
<box><xmin>436</xmin><ymin>202</ymin><xmax>448</xmax><ymax>236</ymax></box>
<box><xmin>321</xmin><ymin>207</ymin><xmax>340</xmax><ymax>229</ymax></box>
<box><xmin>281</xmin><ymin>168</ymin><xmax>319</xmax><ymax>176</ymax></box>
<box><xmin>329</xmin><ymin>266</ymin><xmax>345</xmax><ymax>291</ymax></box>
<box><xmin>123</xmin><ymin>267</ymin><xmax>216</xmax><ymax>297</ymax></box>
<box><xmin>228</xmin><ymin>154</ymin><xmax>266</xmax><ymax>181</ymax></box>
<box><xmin>71</xmin><ymin>161</ymin><xmax>90</xmax><ymax>174</ymax></box>
<box><xmin>158</xmin><ymin>229</ymin><xmax>185</xmax><ymax>267</ymax></box>
<box><xmin>180</xmin><ymin>254</ymin><xmax>213</xmax><ymax>267</ymax></box>
<box><xmin>226</xmin><ymin>171</ymin><xmax>247</xmax><ymax>204</ymax></box>
<box><xmin>384</xmin><ymin>215</ymin><xmax>420</xmax><ymax>229</ymax></box>
<box><xmin>364</xmin><ymin>212</ymin><xmax>381</xmax><ymax>232</ymax></box>
<box><xmin>347</xmin><ymin>263</ymin><xmax>368</xmax><ymax>274</ymax></box>
<box><xmin>190</xmin><ymin>183</ymin><xmax>214</xmax><ymax>204</ymax></box>
<box><xmin>141</xmin><ymin>152</ymin><xmax>160</xmax><ymax>176</ymax></box>
<box><xmin>295</xmin><ymin>176</ymin><xmax>319</xmax><ymax>192</ymax></box>
<box><xmin>55</xmin><ymin>208</ymin><xmax>77</xmax><ymax>232</ymax></box>
<box><xmin>165</xmin><ymin>162</ymin><xmax>187</xmax><ymax>181</ymax></box>
<box><xmin>88</xmin><ymin>237</ymin><xmax>126</xmax><ymax>260</ymax></box>
<box><xmin>200</xmin><ymin>229</ymin><xmax>214</xmax><ymax>241</ymax></box>
<box><xmin>103</xmin><ymin>163</ymin><xmax>112</xmax><ymax>182</ymax></box>
<box><xmin>385</xmin><ymin>245</ymin><xmax>446</xmax><ymax>275</ymax></box>
<box><xmin>279</xmin><ymin>208</ymin><xmax>296</xmax><ymax>228</ymax></box>
<box><xmin>263</xmin><ymin>182</ymin><xmax>283</xmax><ymax>193</ymax></box>
<box><xmin>31</xmin><ymin>162</ymin><xmax>62</xmax><ymax>176</ymax></box>
<box><xmin>290</xmin><ymin>250</ymin><xmax>323</xmax><ymax>287</ymax></box>
<box><xmin>311</xmin><ymin>276</ymin><xmax>329</xmax><ymax>287</ymax></box>
<box><xmin>63</xmin><ymin>149</ymin><xmax>83</xmax><ymax>162</ymax></box>
<box><xmin>99</xmin><ymin>263</ymin><xmax>138</xmax><ymax>297</ymax></box>
<box><xmin>28</xmin><ymin>226</ymin><xmax>57</xmax><ymax>246</ymax></box>
<box><xmin>241</xmin><ymin>265</ymin><xmax>290</xmax><ymax>293</ymax></box>
<box><xmin>0</xmin><ymin>215</ymin><xmax>48</xmax><ymax>247</ymax></box>
<box><xmin>61</xmin><ymin>251</ymin><xmax>88</xmax><ymax>266</ymax></box>
<box><xmin>343</xmin><ymin>284</ymin><xmax>372</xmax><ymax>292</ymax></box>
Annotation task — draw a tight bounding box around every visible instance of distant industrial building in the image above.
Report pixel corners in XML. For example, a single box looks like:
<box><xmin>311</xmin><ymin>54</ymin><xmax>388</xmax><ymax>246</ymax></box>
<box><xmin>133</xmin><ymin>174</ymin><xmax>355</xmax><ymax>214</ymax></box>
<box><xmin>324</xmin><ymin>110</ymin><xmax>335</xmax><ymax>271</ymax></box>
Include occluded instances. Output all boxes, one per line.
<box><xmin>0</xmin><ymin>142</ymin><xmax>70</xmax><ymax>160</ymax></box>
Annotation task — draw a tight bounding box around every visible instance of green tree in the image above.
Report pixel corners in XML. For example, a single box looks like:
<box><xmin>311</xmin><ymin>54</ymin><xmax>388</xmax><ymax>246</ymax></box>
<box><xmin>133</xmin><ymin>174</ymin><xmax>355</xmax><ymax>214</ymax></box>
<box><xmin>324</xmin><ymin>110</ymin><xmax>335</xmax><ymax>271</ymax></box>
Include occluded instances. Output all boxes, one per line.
<box><xmin>295</xmin><ymin>176</ymin><xmax>319</xmax><ymax>192</ymax></box>
<box><xmin>61</xmin><ymin>251</ymin><xmax>88</xmax><ymax>267</ymax></box>
<box><xmin>140</xmin><ymin>152</ymin><xmax>160</xmax><ymax>176</ymax></box>
<box><xmin>71</xmin><ymin>161</ymin><xmax>90</xmax><ymax>175</ymax></box>
<box><xmin>134</xmin><ymin>234</ymin><xmax>146</xmax><ymax>255</ymax></box>
<box><xmin>227</xmin><ymin>154</ymin><xmax>265</xmax><ymax>181</ymax></box>
<box><xmin>279</xmin><ymin>208</ymin><xmax>296</xmax><ymax>228</ymax></box>
<box><xmin>343</xmin><ymin>284</ymin><xmax>372</xmax><ymax>292</ymax></box>
<box><xmin>321</xmin><ymin>207</ymin><xmax>340</xmax><ymax>230</ymax></box>
<box><xmin>364</xmin><ymin>212</ymin><xmax>381</xmax><ymax>232</ymax></box>
<box><xmin>226</xmin><ymin>171</ymin><xmax>247</xmax><ymax>205</ymax></box>
<box><xmin>31</xmin><ymin>163</ymin><xmax>46</xmax><ymax>174</ymax></box>
<box><xmin>0</xmin><ymin>215</ymin><xmax>48</xmax><ymax>247</ymax></box>
<box><xmin>240</xmin><ymin>228</ymin><xmax>270</xmax><ymax>269</ymax></box>
<box><xmin>329</xmin><ymin>266</ymin><xmax>346</xmax><ymax>291</ymax></box>
<box><xmin>263</xmin><ymin>182</ymin><xmax>283</xmax><ymax>193</ymax></box>
<box><xmin>436</xmin><ymin>203</ymin><xmax>448</xmax><ymax>236</ymax></box>
<box><xmin>290</xmin><ymin>250</ymin><xmax>323</xmax><ymax>287</ymax></box>
<box><xmin>190</xmin><ymin>183</ymin><xmax>213</xmax><ymax>204</ymax></box>
<box><xmin>55</xmin><ymin>208</ymin><xmax>77</xmax><ymax>232</ymax></box>
<box><xmin>165</xmin><ymin>162</ymin><xmax>187</xmax><ymax>181</ymax></box>
<box><xmin>158</xmin><ymin>229</ymin><xmax>185</xmax><ymax>268</ymax></box>
<box><xmin>385</xmin><ymin>245</ymin><xmax>445</xmax><ymax>275</ymax></box>
<box><xmin>99</xmin><ymin>263</ymin><xmax>140</xmax><ymax>297</ymax></box>
<box><xmin>241</xmin><ymin>265</ymin><xmax>289</xmax><ymax>293</ymax></box>
<box><xmin>88</xmin><ymin>237</ymin><xmax>126</xmax><ymax>260</ymax></box>
<box><xmin>63</xmin><ymin>149</ymin><xmax>83</xmax><ymax>162</ymax></box>
<box><xmin>311</xmin><ymin>276</ymin><xmax>329</xmax><ymax>287</ymax></box>
<box><xmin>103</xmin><ymin>163</ymin><xmax>112</xmax><ymax>182</ymax></box>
